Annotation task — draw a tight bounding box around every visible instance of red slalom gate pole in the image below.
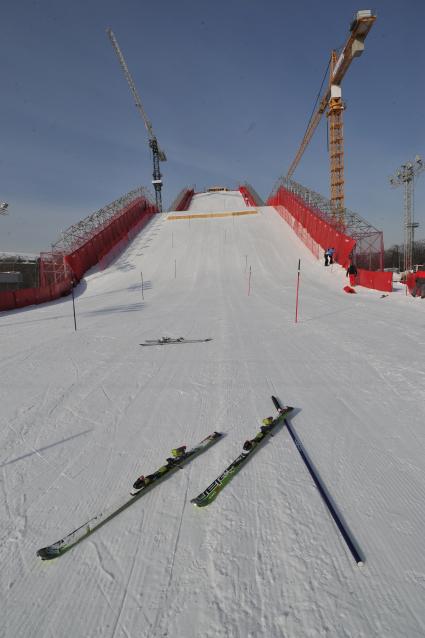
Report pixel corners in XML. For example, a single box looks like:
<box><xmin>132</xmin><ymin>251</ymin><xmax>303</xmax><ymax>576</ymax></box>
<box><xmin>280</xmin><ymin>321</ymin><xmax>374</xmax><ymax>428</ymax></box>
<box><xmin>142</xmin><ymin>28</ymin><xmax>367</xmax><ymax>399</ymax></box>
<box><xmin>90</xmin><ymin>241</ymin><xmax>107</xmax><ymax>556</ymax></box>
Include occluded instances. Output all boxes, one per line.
<box><xmin>295</xmin><ymin>259</ymin><xmax>301</xmax><ymax>323</ymax></box>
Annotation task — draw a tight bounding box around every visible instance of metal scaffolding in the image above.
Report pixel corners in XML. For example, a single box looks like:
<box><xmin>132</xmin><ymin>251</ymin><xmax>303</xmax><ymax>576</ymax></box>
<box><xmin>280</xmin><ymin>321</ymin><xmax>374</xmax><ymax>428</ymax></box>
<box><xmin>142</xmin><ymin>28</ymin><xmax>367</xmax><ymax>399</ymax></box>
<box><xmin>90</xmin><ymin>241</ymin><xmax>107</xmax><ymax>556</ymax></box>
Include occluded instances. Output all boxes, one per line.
<box><xmin>51</xmin><ymin>187</ymin><xmax>153</xmax><ymax>253</ymax></box>
<box><xmin>40</xmin><ymin>187</ymin><xmax>154</xmax><ymax>287</ymax></box>
<box><xmin>272</xmin><ymin>176</ymin><xmax>384</xmax><ymax>269</ymax></box>
<box><xmin>39</xmin><ymin>252</ymin><xmax>71</xmax><ymax>287</ymax></box>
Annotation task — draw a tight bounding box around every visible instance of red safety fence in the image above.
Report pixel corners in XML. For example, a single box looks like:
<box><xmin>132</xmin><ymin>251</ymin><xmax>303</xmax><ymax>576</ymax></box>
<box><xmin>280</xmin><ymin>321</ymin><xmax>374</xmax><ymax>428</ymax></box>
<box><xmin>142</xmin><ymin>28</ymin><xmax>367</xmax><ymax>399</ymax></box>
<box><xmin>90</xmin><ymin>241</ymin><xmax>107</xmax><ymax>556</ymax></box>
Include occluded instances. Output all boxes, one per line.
<box><xmin>170</xmin><ymin>188</ymin><xmax>194</xmax><ymax>211</ymax></box>
<box><xmin>0</xmin><ymin>279</ymin><xmax>73</xmax><ymax>312</ymax></box>
<box><xmin>268</xmin><ymin>187</ymin><xmax>356</xmax><ymax>268</ymax></box>
<box><xmin>355</xmin><ymin>269</ymin><xmax>393</xmax><ymax>293</ymax></box>
<box><xmin>268</xmin><ymin>186</ymin><xmax>392</xmax><ymax>293</ymax></box>
<box><xmin>239</xmin><ymin>186</ymin><xmax>258</xmax><ymax>207</ymax></box>
<box><xmin>65</xmin><ymin>198</ymin><xmax>155</xmax><ymax>281</ymax></box>
<box><xmin>271</xmin><ymin>202</ymin><xmax>321</xmax><ymax>260</ymax></box>
<box><xmin>0</xmin><ymin>196</ymin><xmax>156</xmax><ymax>312</ymax></box>
<box><xmin>405</xmin><ymin>271</ymin><xmax>425</xmax><ymax>296</ymax></box>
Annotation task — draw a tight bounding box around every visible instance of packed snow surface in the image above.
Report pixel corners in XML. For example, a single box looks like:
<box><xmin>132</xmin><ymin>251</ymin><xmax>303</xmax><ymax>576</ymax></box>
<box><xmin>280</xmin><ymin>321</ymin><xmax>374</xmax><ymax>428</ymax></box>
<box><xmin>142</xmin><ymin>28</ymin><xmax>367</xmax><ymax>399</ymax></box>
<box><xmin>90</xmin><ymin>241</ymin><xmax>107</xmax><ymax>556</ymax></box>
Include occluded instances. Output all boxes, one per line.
<box><xmin>1</xmin><ymin>191</ymin><xmax>425</xmax><ymax>637</ymax></box>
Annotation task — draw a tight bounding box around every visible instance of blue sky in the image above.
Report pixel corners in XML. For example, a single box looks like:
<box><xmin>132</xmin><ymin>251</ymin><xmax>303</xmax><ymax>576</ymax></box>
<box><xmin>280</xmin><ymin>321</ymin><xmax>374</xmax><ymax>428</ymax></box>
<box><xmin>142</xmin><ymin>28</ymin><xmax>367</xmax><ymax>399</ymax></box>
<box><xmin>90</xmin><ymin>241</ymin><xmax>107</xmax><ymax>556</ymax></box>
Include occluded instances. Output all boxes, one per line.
<box><xmin>1</xmin><ymin>0</ymin><xmax>424</xmax><ymax>253</ymax></box>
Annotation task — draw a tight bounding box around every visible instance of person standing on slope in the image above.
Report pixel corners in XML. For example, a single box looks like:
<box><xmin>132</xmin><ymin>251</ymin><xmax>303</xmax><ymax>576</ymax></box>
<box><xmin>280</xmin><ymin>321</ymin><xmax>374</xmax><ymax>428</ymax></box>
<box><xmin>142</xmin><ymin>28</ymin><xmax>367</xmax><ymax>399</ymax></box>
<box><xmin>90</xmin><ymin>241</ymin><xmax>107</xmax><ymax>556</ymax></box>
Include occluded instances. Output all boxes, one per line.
<box><xmin>324</xmin><ymin>248</ymin><xmax>330</xmax><ymax>266</ymax></box>
<box><xmin>346</xmin><ymin>262</ymin><xmax>358</xmax><ymax>287</ymax></box>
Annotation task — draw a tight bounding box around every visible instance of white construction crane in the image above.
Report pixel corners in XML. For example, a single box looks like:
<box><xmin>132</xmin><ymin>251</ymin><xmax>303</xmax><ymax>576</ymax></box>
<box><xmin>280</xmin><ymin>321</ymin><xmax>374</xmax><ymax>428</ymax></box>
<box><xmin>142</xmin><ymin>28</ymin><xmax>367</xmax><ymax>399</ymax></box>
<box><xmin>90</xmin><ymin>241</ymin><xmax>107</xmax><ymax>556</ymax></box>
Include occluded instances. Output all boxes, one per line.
<box><xmin>107</xmin><ymin>28</ymin><xmax>166</xmax><ymax>212</ymax></box>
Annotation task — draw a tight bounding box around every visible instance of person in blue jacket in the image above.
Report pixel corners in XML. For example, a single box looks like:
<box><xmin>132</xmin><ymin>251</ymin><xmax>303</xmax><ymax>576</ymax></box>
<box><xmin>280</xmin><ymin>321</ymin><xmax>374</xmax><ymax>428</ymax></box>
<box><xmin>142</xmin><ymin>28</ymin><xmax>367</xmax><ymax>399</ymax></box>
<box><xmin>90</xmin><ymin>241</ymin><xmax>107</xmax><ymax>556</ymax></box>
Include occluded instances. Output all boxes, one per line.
<box><xmin>324</xmin><ymin>248</ymin><xmax>330</xmax><ymax>266</ymax></box>
<box><xmin>324</xmin><ymin>248</ymin><xmax>335</xmax><ymax>266</ymax></box>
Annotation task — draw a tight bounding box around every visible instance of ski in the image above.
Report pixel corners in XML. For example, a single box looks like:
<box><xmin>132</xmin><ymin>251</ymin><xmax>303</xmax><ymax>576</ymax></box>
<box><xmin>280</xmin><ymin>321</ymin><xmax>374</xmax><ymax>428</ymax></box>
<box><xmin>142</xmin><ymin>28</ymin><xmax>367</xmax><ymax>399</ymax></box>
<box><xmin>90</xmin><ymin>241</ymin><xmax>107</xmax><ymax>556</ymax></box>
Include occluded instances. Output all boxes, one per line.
<box><xmin>191</xmin><ymin>403</ymin><xmax>293</xmax><ymax>507</ymax></box>
<box><xmin>271</xmin><ymin>395</ymin><xmax>363</xmax><ymax>566</ymax></box>
<box><xmin>140</xmin><ymin>338</ymin><xmax>212</xmax><ymax>346</ymax></box>
<box><xmin>130</xmin><ymin>431</ymin><xmax>222</xmax><ymax>495</ymax></box>
<box><xmin>36</xmin><ymin>431</ymin><xmax>223</xmax><ymax>560</ymax></box>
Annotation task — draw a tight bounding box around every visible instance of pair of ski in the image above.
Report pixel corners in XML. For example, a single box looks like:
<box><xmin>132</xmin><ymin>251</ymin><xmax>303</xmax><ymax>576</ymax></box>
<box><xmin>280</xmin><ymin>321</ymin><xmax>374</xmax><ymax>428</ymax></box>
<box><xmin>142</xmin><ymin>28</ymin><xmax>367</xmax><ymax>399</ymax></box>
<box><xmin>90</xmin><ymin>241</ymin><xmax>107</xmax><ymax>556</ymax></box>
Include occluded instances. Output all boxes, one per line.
<box><xmin>140</xmin><ymin>337</ymin><xmax>212</xmax><ymax>346</ymax></box>
<box><xmin>36</xmin><ymin>399</ymin><xmax>291</xmax><ymax>560</ymax></box>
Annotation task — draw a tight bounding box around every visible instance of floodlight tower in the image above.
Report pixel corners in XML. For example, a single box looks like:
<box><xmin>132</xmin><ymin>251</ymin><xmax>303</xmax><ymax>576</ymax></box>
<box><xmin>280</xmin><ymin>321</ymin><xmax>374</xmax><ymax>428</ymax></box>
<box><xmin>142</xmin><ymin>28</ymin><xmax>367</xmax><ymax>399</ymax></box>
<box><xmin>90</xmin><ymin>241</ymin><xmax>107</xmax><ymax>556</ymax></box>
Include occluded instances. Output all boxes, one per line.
<box><xmin>389</xmin><ymin>156</ymin><xmax>424</xmax><ymax>271</ymax></box>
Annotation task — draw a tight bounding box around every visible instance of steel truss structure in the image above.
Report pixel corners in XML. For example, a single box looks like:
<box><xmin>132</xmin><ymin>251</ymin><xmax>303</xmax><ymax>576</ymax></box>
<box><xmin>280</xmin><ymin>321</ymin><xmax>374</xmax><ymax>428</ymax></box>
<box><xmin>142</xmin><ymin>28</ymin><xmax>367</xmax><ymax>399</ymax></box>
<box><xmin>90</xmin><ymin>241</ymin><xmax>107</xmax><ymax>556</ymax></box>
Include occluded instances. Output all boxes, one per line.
<box><xmin>39</xmin><ymin>187</ymin><xmax>153</xmax><ymax>287</ymax></box>
<box><xmin>51</xmin><ymin>187</ymin><xmax>153</xmax><ymax>253</ymax></box>
<box><xmin>273</xmin><ymin>176</ymin><xmax>384</xmax><ymax>270</ymax></box>
<box><xmin>39</xmin><ymin>251</ymin><xmax>71</xmax><ymax>287</ymax></box>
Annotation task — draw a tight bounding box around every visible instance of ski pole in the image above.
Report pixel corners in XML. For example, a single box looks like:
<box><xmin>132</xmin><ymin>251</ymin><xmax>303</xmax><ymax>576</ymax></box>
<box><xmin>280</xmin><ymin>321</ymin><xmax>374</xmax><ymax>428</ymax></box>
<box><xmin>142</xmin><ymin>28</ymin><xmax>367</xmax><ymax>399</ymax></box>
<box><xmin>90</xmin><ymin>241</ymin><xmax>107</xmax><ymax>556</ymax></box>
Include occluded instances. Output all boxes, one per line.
<box><xmin>271</xmin><ymin>397</ymin><xmax>363</xmax><ymax>565</ymax></box>
<box><xmin>295</xmin><ymin>259</ymin><xmax>301</xmax><ymax>323</ymax></box>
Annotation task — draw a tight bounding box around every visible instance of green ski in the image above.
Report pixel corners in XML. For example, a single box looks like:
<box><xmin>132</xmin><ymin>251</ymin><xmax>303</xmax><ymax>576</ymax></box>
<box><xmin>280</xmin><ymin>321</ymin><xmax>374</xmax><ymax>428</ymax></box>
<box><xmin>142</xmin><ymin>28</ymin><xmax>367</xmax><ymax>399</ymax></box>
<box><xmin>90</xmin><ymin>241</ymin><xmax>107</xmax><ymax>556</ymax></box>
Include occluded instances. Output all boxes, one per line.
<box><xmin>191</xmin><ymin>402</ymin><xmax>293</xmax><ymax>507</ymax></box>
<box><xmin>37</xmin><ymin>431</ymin><xmax>223</xmax><ymax>560</ymax></box>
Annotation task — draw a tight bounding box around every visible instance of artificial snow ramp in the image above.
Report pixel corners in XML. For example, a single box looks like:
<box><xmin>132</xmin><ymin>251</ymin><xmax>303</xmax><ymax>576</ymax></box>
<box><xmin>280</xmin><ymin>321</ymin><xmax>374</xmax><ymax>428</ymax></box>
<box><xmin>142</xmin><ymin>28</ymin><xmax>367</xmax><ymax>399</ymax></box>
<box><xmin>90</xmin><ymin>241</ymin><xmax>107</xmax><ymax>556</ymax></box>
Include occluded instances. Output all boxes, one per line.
<box><xmin>2</xmin><ymin>190</ymin><xmax>425</xmax><ymax>637</ymax></box>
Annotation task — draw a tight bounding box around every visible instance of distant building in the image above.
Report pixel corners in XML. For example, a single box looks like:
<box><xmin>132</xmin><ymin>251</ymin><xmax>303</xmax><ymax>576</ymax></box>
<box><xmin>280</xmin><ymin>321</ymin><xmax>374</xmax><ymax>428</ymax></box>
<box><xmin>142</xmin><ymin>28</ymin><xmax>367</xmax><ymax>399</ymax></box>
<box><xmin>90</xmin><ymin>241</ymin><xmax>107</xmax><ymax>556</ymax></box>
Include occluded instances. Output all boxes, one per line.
<box><xmin>0</xmin><ymin>271</ymin><xmax>23</xmax><ymax>291</ymax></box>
<box><xmin>0</xmin><ymin>255</ymin><xmax>40</xmax><ymax>290</ymax></box>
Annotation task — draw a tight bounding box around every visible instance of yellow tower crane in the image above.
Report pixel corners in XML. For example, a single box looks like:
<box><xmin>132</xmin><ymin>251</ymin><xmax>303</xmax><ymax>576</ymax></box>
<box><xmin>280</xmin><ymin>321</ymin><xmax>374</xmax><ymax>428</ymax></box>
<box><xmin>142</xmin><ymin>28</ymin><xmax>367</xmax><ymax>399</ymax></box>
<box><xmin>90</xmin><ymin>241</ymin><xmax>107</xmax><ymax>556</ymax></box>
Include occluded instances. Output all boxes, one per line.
<box><xmin>287</xmin><ymin>10</ymin><xmax>376</xmax><ymax>223</ymax></box>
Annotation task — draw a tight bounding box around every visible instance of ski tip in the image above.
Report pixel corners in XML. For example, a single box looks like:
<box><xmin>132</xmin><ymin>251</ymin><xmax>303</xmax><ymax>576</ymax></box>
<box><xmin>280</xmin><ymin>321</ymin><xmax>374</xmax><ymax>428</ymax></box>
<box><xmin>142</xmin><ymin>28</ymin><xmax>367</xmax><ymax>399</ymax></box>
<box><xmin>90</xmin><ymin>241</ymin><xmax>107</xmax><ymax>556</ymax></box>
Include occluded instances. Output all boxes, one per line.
<box><xmin>191</xmin><ymin>500</ymin><xmax>206</xmax><ymax>508</ymax></box>
<box><xmin>37</xmin><ymin>547</ymin><xmax>59</xmax><ymax>561</ymax></box>
<box><xmin>357</xmin><ymin>560</ymin><xmax>364</xmax><ymax>567</ymax></box>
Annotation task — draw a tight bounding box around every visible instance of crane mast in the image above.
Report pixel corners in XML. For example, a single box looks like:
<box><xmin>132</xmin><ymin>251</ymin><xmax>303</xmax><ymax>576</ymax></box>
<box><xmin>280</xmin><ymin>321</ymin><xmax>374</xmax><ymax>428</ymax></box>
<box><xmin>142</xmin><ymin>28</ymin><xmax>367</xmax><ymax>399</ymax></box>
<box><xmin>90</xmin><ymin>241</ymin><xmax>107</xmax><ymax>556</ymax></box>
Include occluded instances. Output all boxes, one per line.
<box><xmin>107</xmin><ymin>28</ymin><xmax>166</xmax><ymax>212</ymax></box>
<box><xmin>287</xmin><ymin>10</ymin><xmax>376</xmax><ymax>222</ymax></box>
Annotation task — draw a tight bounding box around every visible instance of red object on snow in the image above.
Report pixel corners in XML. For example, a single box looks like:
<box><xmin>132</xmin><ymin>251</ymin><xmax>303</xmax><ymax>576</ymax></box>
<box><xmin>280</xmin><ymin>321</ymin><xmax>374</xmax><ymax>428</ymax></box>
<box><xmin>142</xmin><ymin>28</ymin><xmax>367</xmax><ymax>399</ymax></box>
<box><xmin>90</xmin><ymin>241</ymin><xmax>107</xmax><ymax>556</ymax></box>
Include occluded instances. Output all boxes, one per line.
<box><xmin>344</xmin><ymin>285</ymin><xmax>356</xmax><ymax>294</ymax></box>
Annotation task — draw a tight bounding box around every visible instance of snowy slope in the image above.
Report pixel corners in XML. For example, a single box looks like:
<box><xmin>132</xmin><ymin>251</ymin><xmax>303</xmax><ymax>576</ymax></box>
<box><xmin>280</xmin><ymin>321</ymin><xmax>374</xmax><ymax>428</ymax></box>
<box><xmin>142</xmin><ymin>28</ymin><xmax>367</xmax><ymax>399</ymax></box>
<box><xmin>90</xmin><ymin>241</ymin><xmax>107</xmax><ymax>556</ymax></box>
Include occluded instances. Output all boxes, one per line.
<box><xmin>186</xmin><ymin>190</ymin><xmax>253</xmax><ymax>213</ymax></box>
<box><xmin>1</xmin><ymin>191</ymin><xmax>425</xmax><ymax>638</ymax></box>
